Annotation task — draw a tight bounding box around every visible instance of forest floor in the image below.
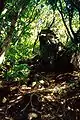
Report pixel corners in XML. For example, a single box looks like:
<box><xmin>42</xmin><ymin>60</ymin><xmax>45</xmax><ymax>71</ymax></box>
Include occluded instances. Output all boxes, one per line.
<box><xmin>0</xmin><ymin>70</ymin><xmax>80</xmax><ymax>120</ymax></box>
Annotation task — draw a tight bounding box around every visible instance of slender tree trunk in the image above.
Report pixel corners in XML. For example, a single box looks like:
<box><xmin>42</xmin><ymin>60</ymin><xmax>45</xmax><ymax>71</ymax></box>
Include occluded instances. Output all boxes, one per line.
<box><xmin>0</xmin><ymin>12</ymin><xmax>18</xmax><ymax>64</ymax></box>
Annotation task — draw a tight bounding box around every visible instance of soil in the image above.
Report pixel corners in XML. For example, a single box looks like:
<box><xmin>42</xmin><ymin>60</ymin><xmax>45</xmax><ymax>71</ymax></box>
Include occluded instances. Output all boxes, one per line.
<box><xmin>0</xmin><ymin>70</ymin><xmax>80</xmax><ymax>120</ymax></box>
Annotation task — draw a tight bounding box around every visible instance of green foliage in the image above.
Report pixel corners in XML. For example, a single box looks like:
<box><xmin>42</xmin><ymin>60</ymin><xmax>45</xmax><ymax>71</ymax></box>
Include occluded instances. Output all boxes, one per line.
<box><xmin>66</xmin><ymin>41</ymin><xmax>80</xmax><ymax>53</ymax></box>
<box><xmin>0</xmin><ymin>0</ymin><xmax>80</xmax><ymax>81</ymax></box>
<box><xmin>6</xmin><ymin>63</ymin><xmax>30</xmax><ymax>81</ymax></box>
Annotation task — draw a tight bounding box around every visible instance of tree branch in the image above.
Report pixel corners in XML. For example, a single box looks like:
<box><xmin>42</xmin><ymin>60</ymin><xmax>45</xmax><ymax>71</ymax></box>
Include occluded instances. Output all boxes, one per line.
<box><xmin>57</xmin><ymin>0</ymin><xmax>73</xmax><ymax>40</ymax></box>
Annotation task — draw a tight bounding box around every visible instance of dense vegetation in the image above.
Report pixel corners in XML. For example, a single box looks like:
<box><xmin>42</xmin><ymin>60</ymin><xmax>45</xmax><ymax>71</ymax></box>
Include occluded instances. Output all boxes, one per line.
<box><xmin>0</xmin><ymin>0</ymin><xmax>80</xmax><ymax>120</ymax></box>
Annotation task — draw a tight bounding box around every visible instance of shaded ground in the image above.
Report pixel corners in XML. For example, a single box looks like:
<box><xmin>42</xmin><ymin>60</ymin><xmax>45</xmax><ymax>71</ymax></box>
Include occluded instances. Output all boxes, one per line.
<box><xmin>0</xmin><ymin>70</ymin><xmax>80</xmax><ymax>120</ymax></box>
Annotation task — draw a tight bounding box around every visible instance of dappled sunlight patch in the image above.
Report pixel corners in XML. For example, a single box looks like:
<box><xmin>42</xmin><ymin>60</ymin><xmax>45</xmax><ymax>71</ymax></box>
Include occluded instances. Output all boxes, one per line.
<box><xmin>0</xmin><ymin>71</ymin><xmax>80</xmax><ymax>119</ymax></box>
